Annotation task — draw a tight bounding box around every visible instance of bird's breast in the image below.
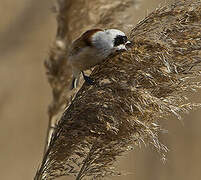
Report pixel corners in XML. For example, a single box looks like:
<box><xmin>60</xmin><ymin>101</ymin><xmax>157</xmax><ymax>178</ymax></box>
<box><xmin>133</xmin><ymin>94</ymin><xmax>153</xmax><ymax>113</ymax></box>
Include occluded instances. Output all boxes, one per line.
<box><xmin>69</xmin><ymin>47</ymin><xmax>106</xmax><ymax>71</ymax></box>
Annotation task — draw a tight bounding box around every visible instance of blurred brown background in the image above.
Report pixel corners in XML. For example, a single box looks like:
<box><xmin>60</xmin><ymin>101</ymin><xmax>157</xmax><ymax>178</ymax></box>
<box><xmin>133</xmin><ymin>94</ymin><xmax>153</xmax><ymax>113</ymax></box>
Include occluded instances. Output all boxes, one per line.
<box><xmin>0</xmin><ymin>0</ymin><xmax>201</xmax><ymax>180</ymax></box>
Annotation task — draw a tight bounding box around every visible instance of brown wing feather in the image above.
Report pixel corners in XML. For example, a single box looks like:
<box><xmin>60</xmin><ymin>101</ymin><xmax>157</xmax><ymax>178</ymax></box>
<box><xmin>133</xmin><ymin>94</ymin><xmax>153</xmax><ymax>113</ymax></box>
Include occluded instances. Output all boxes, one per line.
<box><xmin>81</xmin><ymin>28</ymin><xmax>103</xmax><ymax>46</ymax></box>
<box><xmin>69</xmin><ymin>29</ymin><xmax>103</xmax><ymax>57</ymax></box>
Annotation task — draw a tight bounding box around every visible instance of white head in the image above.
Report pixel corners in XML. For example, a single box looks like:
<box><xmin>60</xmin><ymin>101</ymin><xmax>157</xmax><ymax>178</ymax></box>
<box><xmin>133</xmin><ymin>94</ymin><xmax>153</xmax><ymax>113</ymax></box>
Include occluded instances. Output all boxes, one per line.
<box><xmin>91</xmin><ymin>29</ymin><xmax>131</xmax><ymax>58</ymax></box>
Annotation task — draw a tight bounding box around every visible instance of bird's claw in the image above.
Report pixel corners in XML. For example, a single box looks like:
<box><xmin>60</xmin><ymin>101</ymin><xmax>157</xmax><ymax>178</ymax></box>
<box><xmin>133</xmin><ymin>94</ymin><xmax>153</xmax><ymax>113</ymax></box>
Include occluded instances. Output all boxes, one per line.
<box><xmin>82</xmin><ymin>72</ymin><xmax>95</xmax><ymax>85</ymax></box>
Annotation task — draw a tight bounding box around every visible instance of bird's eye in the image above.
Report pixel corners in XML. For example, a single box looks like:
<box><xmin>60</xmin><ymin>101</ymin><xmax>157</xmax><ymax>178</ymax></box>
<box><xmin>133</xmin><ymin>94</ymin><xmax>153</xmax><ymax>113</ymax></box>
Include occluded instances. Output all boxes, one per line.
<box><xmin>123</xmin><ymin>36</ymin><xmax>128</xmax><ymax>42</ymax></box>
<box><xmin>114</xmin><ymin>35</ymin><xmax>128</xmax><ymax>46</ymax></box>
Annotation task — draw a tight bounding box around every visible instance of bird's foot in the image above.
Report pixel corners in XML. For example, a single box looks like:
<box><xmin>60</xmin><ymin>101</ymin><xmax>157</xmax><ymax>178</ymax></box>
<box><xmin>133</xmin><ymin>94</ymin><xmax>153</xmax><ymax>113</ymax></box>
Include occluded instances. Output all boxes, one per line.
<box><xmin>82</xmin><ymin>72</ymin><xmax>95</xmax><ymax>85</ymax></box>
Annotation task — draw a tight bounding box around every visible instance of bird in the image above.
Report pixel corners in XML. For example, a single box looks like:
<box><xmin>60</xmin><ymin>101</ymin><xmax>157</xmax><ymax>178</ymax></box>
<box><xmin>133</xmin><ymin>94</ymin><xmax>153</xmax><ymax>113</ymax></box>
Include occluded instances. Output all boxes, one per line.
<box><xmin>68</xmin><ymin>28</ymin><xmax>131</xmax><ymax>89</ymax></box>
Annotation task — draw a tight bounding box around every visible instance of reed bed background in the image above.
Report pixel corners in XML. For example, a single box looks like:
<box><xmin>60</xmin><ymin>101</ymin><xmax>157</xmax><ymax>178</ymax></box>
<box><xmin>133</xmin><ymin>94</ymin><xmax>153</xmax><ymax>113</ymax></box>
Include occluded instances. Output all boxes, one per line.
<box><xmin>1</xmin><ymin>0</ymin><xmax>201</xmax><ymax>180</ymax></box>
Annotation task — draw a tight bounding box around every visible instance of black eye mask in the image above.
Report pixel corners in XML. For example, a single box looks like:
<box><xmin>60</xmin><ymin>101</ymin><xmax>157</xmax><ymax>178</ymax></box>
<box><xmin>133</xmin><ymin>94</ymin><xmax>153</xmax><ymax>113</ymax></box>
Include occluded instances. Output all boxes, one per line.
<box><xmin>114</xmin><ymin>35</ymin><xmax>128</xmax><ymax>47</ymax></box>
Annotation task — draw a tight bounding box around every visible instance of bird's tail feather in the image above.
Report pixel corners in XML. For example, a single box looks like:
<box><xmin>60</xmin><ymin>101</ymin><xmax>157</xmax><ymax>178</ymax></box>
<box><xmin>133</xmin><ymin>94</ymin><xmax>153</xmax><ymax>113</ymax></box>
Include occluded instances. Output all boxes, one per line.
<box><xmin>70</xmin><ymin>75</ymin><xmax>80</xmax><ymax>90</ymax></box>
<box><xmin>71</xmin><ymin>77</ymin><xmax>77</xmax><ymax>89</ymax></box>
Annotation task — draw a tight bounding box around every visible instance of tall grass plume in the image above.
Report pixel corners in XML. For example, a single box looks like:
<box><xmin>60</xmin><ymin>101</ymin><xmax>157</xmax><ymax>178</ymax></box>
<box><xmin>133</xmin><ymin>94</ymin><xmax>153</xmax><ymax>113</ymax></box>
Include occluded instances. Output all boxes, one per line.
<box><xmin>35</xmin><ymin>0</ymin><xmax>201</xmax><ymax>179</ymax></box>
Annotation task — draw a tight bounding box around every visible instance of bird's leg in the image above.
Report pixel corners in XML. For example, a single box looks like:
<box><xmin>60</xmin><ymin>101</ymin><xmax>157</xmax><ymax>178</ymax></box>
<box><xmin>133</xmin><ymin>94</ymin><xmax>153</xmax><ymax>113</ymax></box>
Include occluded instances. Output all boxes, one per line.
<box><xmin>82</xmin><ymin>71</ymin><xmax>94</xmax><ymax>85</ymax></box>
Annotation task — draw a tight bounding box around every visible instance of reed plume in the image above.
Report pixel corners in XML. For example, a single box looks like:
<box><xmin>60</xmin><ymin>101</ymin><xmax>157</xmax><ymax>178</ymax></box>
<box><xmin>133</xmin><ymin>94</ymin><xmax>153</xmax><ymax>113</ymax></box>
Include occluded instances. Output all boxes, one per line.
<box><xmin>35</xmin><ymin>0</ymin><xmax>201</xmax><ymax>179</ymax></box>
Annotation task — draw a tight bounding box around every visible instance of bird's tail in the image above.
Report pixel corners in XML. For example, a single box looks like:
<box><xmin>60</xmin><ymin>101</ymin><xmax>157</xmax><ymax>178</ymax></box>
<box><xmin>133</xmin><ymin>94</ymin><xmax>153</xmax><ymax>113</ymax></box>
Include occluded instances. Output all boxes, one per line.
<box><xmin>70</xmin><ymin>75</ymin><xmax>80</xmax><ymax>90</ymax></box>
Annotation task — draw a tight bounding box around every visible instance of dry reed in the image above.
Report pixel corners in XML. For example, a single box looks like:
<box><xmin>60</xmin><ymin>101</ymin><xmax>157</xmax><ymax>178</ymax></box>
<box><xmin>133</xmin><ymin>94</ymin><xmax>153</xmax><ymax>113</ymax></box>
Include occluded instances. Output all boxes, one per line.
<box><xmin>35</xmin><ymin>0</ymin><xmax>201</xmax><ymax>179</ymax></box>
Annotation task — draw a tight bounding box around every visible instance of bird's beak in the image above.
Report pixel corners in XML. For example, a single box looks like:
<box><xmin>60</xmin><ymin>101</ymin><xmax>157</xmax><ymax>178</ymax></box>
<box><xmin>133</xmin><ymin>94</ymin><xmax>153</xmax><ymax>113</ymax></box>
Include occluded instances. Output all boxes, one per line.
<box><xmin>125</xmin><ymin>41</ymin><xmax>132</xmax><ymax>50</ymax></box>
<box><xmin>115</xmin><ymin>41</ymin><xmax>132</xmax><ymax>53</ymax></box>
